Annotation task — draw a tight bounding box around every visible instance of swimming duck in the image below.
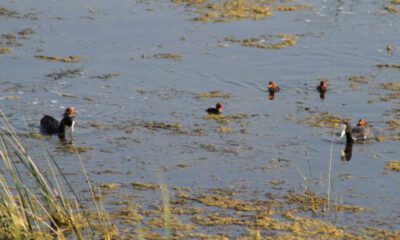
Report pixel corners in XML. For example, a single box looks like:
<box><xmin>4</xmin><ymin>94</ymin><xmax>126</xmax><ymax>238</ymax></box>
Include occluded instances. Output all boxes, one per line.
<box><xmin>317</xmin><ymin>80</ymin><xmax>327</xmax><ymax>99</ymax></box>
<box><xmin>40</xmin><ymin>107</ymin><xmax>75</xmax><ymax>137</ymax></box>
<box><xmin>268</xmin><ymin>81</ymin><xmax>280</xmax><ymax>94</ymax></box>
<box><xmin>206</xmin><ymin>103</ymin><xmax>223</xmax><ymax>114</ymax></box>
<box><xmin>340</xmin><ymin>119</ymin><xmax>373</xmax><ymax>142</ymax></box>
<box><xmin>317</xmin><ymin>80</ymin><xmax>327</xmax><ymax>93</ymax></box>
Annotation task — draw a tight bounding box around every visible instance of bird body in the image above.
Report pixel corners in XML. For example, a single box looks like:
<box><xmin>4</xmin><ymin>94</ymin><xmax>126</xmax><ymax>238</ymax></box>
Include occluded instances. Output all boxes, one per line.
<box><xmin>317</xmin><ymin>80</ymin><xmax>327</xmax><ymax>92</ymax></box>
<box><xmin>340</xmin><ymin>119</ymin><xmax>373</xmax><ymax>142</ymax></box>
<box><xmin>40</xmin><ymin>107</ymin><xmax>75</xmax><ymax>137</ymax></box>
<box><xmin>268</xmin><ymin>81</ymin><xmax>280</xmax><ymax>93</ymax></box>
<box><xmin>40</xmin><ymin>115</ymin><xmax>62</xmax><ymax>133</ymax></box>
<box><xmin>206</xmin><ymin>103</ymin><xmax>223</xmax><ymax>114</ymax></box>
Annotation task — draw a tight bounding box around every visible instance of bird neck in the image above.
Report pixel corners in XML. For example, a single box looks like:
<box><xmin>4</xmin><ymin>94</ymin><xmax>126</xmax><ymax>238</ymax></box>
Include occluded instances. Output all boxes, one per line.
<box><xmin>58</xmin><ymin>120</ymin><xmax>66</xmax><ymax>133</ymax></box>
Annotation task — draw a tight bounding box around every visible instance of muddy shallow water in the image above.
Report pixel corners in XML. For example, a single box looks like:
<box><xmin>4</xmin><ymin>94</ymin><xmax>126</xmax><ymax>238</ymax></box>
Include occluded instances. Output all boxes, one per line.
<box><xmin>1</xmin><ymin>0</ymin><xmax>400</xmax><ymax>238</ymax></box>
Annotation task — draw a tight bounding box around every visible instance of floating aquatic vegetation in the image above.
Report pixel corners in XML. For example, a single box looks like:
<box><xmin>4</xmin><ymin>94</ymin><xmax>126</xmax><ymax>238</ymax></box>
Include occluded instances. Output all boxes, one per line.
<box><xmin>196</xmin><ymin>90</ymin><xmax>232</xmax><ymax>99</ymax></box>
<box><xmin>111</xmin><ymin>204</ymin><xmax>142</xmax><ymax>224</ymax></box>
<box><xmin>364</xmin><ymin>227</ymin><xmax>400</xmax><ymax>239</ymax></box>
<box><xmin>285</xmin><ymin>190</ymin><xmax>326</xmax><ymax>212</ymax></box>
<box><xmin>186</xmin><ymin>193</ymin><xmax>273</xmax><ymax>211</ymax></box>
<box><xmin>192</xmin><ymin>212</ymin><xmax>245</xmax><ymax>226</ymax></box>
<box><xmin>285</xmin><ymin>190</ymin><xmax>369</xmax><ymax>215</ymax></box>
<box><xmin>0</xmin><ymin>96</ymin><xmax>21</xmax><ymax>100</ymax></box>
<box><xmin>224</xmin><ymin>33</ymin><xmax>298</xmax><ymax>49</ymax></box>
<box><xmin>375</xmin><ymin>135</ymin><xmax>385</xmax><ymax>142</ymax></box>
<box><xmin>216</xmin><ymin>126</ymin><xmax>232</xmax><ymax>133</ymax></box>
<box><xmin>274</xmin><ymin>4</ymin><xmax>310</xmax><ymax>11</ymax></box>
<box><xmin>193</xmin><ymin>0</ymin><xmax>273</xmax><ymax>22</ymax></box>
<box><xmin>281</xmin><ymin>210</ymin><xmax>358</xmax><ymax>239</ymax></box>
<box><xmin>46</xmin><ymin>68</ymin><xmax>84</xmax><ymax>80</ymax></box>
<box><xmin>153</xmin><ymin>53</ymin><xmax>182</xmax><ymax>60</ymax></box>
<box><xmin>376</xmin><ymin>63</ymin><xmax>400</xmax><ymax>68</ymax></box>
<box><xmin>379</xmin><ymin>82</ymin><xmax>400</xmax><ymax>91</ymax></box>
<box><xmin>90</xmin><ymin>73</ymin><xmax>120</xmax><ymax>80</ymax></box>
<box><xmin>348</xmin><ymin>74</ymin><xmax>372</xmax><ymax>89</ymax></box>
<box><xmin>142</xmin><ymin>121</ymin><xmax>183</xmax><ymax>131</ymax></box>
<box><xmin>1</xmin><ymin>28</ymin><xmax>33</xmax><ymax>49</ymax></box>
<box><xmin>88</xmin><ymin>120</ymin><xmax>204</xmax><ymax>135</ymax></box>
<box><xmin>0</xmin><ymin>7</ymin><xmax>18</xmax><ymax>17</ymax></box>
<box><xmin>59</xmin><ymin>92</ymin><xmax>77</xmax><ymax>98</ymax></box>
<box><xmin>299</xmin><ymin>112</ymin><xmax>346</xmax><ymax>128</ymax></box>
<box><xmin>269</xmin><ymin>178</ymin><xmax>286</xmax><ymax>186</ymax></box>
<box><xmin>204</xmin><ymin>113</ymin><xmax>248</xmax><ymax>124</ymax></box>
<box><xmin>384</xmin><ymin>4</ymin><xmax>400</xmax><ymax>13</ymax></box>
<box><xmin>385</xmin><ymin>160</ymin><xmax>400</xmax><ymax>172</ymax></box>
<box><xmin>61</xmin><ymin>145</ymin><xmax>94</xmax><ymax>153</ymax></box>
<box><xmin>169</xmin><ymin>206</ymin><xmax>202</xmax><ymax>215</ymax></box>
<box><xmin>35</xmin><ymin>55</ymin><xmax>81</xmax><ymax>62</ymax></box>
<box><xmin>0</xmin><ymin>47</ymin><xmax>11</xmax><ymax>54</ymax></box>
<box><xmin>261</xmin><ymin>158</ymin><xmax>291</xmax><ymax>170</ymax></box>
<box><xmin>132</xmin><ymin>182</ymin><xmax>161</xmax><ymax>190</ymax></box>
<box><xmin>199</xmin><ymin>143</ymin><xmax>242</xmax><ymax>155</ymax></box>
<box><xmin>377</xmin><ymin>93</ymin><xmax>400</xmax><ymax>102</ymax></box>
<box><xmin>29</xmin><ymin>132</ymin><xmax>43</xmax><ymax>139</ymax></box>
<box><xmin>100</xmin><ymin>183</ymin><xmax>120</xmax><ymax>189</ymax></box>
<box><xmin>348</xmin><ymin>74</ymin><xmax>372</xmax><ymax>84</ymax></box>
<box><xmin>386</xmin><ymin>118</ymin><xmax>400</xmax><ymax>130</ymax></box>
<box><xmin>172</xmin><ymin>0</ymin><xmax>311</xmax><ymax>22</ymax></box>
<box><xmin>172</xmin><ymin>0</ymin><xmax>206</xmax><ymax>4</ymax></box>
<box><xmin>94</xmin><ymin>182</ymin><xmax>395</xmax><ymax>238</ymax></box>
<box><xmin>146</xmin><ymin>215</ymin><xmax>195</xmax><ymax>230</ymax></box>
<box><xmin>17</xmin><ymin>28</ymin><xmax>35</xmax><ymax>38</ymax></box>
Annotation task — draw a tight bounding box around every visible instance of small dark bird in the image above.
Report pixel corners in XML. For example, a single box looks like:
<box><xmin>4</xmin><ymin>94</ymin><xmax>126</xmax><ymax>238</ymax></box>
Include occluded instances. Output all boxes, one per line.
<box><xmin>268</xmin><ymin>81</ymin><xmax>280</xmax><ymax>94</ymax></box>
<box><xmin>206</xmin><ymin>103</ymin><xmax>223</xmax><ymax>114</ymax></box>
<box><xmin>317</xmin><ymin>80</ymin><xmax>327</xmax><ymax>92</ymax></box>
<box><xmin>317</xmin><ymin>80</ymin><xmax>327</xmax><ymax>99</ymax></box>
<box><xmin>40</xmin><ymin>107</ymin><xmax>75</xmax><ymax>137</ymax></box>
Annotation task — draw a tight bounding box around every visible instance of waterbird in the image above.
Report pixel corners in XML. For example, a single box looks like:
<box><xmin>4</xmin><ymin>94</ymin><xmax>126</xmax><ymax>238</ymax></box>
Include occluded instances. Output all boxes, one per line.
<box><xmin>317</xmin><ymin>80</ymin><xmax>327</xmax><ymax>99</ymax></box>
<box><xmin>340</xmin><ymin>119</ymin><xmax>373</xmax><ymax>142</ymax></box>
<box><xmin>317</xmin><ymin>80</ymin><xmax>327</xmax><ymax>92</ymax></box>
<box><xmin>40</xmin><ymin>107</ymin><xmax>75</xmax><ymax>137</ymax></box>
<box><xmin>206</xmin><ymin>103</ymin><xmax>223</xmax><ymax>114</ymax></box>
<box><xmin>268</xmin><ymin>81</ymin><xmax>280</xmax><ymax>94</ymax></box>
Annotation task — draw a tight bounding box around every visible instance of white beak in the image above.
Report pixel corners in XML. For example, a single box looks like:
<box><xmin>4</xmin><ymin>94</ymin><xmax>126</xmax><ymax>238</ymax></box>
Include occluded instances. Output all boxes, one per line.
<box><xmin>340</xmin><ymin>124</ymin><xmax>346</xmax><ymax>138</ymax></box>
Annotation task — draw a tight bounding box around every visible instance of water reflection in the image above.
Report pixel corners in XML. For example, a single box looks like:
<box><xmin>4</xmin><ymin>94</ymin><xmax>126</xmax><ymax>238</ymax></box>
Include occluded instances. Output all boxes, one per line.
<box><xmin>341</xmin><ymin>140</ymin><xmax>353</xmax><ymax>161</ymax></box>
<box><xmin>319</xmin><ymin>91</ymin><xmax>326</xmax><ymax>100</ymax></box>
<box><xmin>268</xmin><ymin>92</ymin><xmax>275</xmax><ymax>100</ymax></box>
<box><xmin>58</xmin><ymin>133</ymin><xmax>74</xmax><ymax>145</ymax></box>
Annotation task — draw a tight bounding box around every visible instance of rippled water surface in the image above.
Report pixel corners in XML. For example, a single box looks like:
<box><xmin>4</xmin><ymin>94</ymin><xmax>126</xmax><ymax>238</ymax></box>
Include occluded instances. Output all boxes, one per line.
<box><xmin>1</xmin><ymin>0</ymin><xmax>399</xmax><ymax>238</ymax></box>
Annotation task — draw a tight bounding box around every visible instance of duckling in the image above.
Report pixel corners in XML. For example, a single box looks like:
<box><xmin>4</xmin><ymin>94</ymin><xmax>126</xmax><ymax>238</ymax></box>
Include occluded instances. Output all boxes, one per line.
<box><xmin>40</xmin><ymin>107</ymin><xmax>75</xmax><ymax>137</ymax></box>
<box><xmin>317</xmin><ymin>80</ymin><xmax>327</xmax><ymax>99</ymax></box>
<box><xmin>268</xmin><ymin>81</ymin><xmax>280</xmax><ymax>94</ymax></box>
<box><xmin>206</xmin><ymin>103</ymin><xmax>223</xmax><ymax>114</ymax></box>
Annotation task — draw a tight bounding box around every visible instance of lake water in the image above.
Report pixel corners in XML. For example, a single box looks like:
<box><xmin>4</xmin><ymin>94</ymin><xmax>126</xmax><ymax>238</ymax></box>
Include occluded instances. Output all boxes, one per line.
<box><xmin>1</xmin><ymin>0</ymin><xmax>399</xmax><ymax>238</ymax></box>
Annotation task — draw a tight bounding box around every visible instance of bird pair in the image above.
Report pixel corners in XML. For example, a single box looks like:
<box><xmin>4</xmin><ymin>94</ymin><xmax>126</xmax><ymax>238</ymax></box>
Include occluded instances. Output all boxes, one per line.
<box><xmin>268</xmin><ymin>80</ymin><xmax>328</xmax><ymax>94</ymax></box>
